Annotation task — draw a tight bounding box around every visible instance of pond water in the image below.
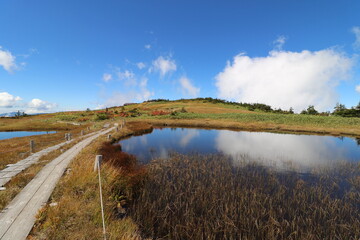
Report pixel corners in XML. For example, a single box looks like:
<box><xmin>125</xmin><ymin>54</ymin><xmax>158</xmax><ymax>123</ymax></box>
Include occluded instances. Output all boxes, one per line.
<box><xmin>119</xmin><ymin>128</ymin><xmax>360</xmax><ymax>171</ymax></box>
<box><xmin>0</xmin><ymin>131</ymin><xmax>57</xmax><ymax>140</ymax></box>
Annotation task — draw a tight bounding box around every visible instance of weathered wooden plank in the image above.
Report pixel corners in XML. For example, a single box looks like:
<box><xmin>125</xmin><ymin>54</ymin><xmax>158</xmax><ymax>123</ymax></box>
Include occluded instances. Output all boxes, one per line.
<box><xmin>0</xmin><ymin>127</ymin><xmax>114</xmax><ymax>240</ymax></box>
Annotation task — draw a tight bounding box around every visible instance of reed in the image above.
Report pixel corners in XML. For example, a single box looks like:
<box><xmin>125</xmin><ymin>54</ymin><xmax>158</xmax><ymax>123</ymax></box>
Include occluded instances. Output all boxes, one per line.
<box><xmin>129</xmin><ymin>154</ymin><xmax>360</xmax><ymax>239</ymax></box>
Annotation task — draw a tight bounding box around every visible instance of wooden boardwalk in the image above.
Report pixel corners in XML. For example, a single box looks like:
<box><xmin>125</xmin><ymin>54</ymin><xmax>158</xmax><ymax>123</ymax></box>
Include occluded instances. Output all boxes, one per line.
<box><xmin>0</xmin><ymin>127</ymin><xmax>114</xmax><ymax>240</ymax></box>
<box><xmin>0</xmin><ymin>140</ymin><xmax>73</xmax><ymax>188</ymax></box>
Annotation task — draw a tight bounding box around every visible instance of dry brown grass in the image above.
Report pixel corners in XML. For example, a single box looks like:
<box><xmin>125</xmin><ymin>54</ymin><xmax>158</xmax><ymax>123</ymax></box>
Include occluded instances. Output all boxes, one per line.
<box><xmin>119</xmin><ymin>100</ymin><xmax>360</xmax><ymax>137</ymax></box>
<box><xmin>0</xmin><ymin>114</ymin><xmax>75</xmax><ymax>131</ymax></box>
<box><xmin>0</xmin><ymin>140</ymin><xmax>79</xmax><ymax>211</ymax></box>
<box><xmin>0</xmin><ymin>125</ymin><xmax>99</xmax><ymax>169</ymax></box>
<box><xmin>28</xmin><ymin>124</ymin><xmax>146</xmax><ymax>240</ymax></box>
<box><xmin>134</xmin><ymin>100</ymin><xmax>253</xmax><ymax>114</ymax></box>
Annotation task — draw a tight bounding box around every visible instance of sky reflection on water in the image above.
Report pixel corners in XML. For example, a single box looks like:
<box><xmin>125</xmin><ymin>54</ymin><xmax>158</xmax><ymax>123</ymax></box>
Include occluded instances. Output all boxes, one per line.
<box><xmin>0</xmin><ymin>131</ymin><xmax>56</xmax><ymax>140</ymax></box>
<box><xmin>119</xmin><ymin>128</ymin><xmax>360</xmax><ymax>170</ymax></box>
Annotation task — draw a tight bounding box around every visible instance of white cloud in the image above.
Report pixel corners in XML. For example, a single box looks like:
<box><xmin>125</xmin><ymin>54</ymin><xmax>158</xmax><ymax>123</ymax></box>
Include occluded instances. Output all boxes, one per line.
<box><xmin>117</xmin><ymin>69</ymin><xmax>134</xmax><ymax>80</ymax></box>
<box><xmin>273</xmin><ymin>35</ymin><xmax>286</xmax><ymax>50</ymax></box>
<box><xmin>145</xmin><ymin>44</ymin><xmax>151</xmax><ymax>50</ymax></box>
<box><xmin>0</xmin><ymin>92</ymin><xmax>22</xmax><ymax>107</ymax></box>
<box><xmin>19</xmin><ymin>48</ymin><xmax>39</xmax><ymax>59</ymax></box>
<box><xmin>116</xmin><ymin>69</ymin><xmax>136</xmax><ymax>86</ymax></box>
<box><xmin>139</xmin><ymin>77</ymin><xmax>148</xmax><ymax>88</ymax></box>
<box><xmin>102</xmin><ymin>73</ymin><xmax>112</xmax><ymax>82</ymax></box>
<box><xmin>101</xmin><ymin>88</ymin><xmax>154</xmax><ymax>108</ymax></box>
<box><xmin>136</xmin><ymin>88</ymin><xmax>153</xmax><ymax>101</ymax></box>
<box><xmin>352</xmin><ymin>26</ymin><xmax>360</xmax><ymax>50</ymax></box>
<box><xmin>215</xmin><ymin>49</ymin><xmax>353</xmax><ymax>112</ymax></box>
<box><xmin>26</xmin><ymin>98</ymin><xmax>57</xmax><ymax>114</ymax></box>
<box><xmin>356</xmin><ymin>85</ymin><xmax>360</xmax><ymax>93</ymax></box>
<box><xmin>152</xmin><ymin>56</ymin><xmax>177</xmax><ymax>77</ymax></box>
<box><xmin>137</xmin><ymin>62</ymin><xmax>146</xmax><ymax>69</ymax></box>
<box><xmin>179</xmin><ymin>77</ymin><xmax>200</xmax><ymax>97</ymax></box>
<box><xmin>0</xmin><ymin>46</ymin><xmax>17</xmax><ymax>72</ymax></box>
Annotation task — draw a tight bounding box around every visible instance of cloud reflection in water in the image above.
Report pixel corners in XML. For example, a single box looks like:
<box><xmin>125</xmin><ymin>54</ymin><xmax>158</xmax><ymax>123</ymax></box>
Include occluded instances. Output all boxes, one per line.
<box><xmin>215</xmin><ymin>131</ymin><xmax>353</xmax><ymax>170</ymax></box>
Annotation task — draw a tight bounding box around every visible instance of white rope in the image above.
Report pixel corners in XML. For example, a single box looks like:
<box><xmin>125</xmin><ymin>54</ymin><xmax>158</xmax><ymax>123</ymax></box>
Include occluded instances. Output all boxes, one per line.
<box><xmin>97</xmin><ymin>160</ymin><xmax>107</xmax><ymax>240</ymax></box>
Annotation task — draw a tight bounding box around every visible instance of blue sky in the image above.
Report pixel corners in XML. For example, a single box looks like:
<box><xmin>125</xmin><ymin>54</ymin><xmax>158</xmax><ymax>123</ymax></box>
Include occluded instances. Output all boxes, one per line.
<box><xmin>0</xmin><ymin>0</ymin><xmax>359</xmax><ymax>113</ymax></box>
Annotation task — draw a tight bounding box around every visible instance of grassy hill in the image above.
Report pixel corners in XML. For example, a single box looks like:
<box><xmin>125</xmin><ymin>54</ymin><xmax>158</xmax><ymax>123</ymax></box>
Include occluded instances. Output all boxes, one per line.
<box><xmin>1</xmin><ymin>98</ymin><xmax>360</xmax><ymax>136</ymax></box>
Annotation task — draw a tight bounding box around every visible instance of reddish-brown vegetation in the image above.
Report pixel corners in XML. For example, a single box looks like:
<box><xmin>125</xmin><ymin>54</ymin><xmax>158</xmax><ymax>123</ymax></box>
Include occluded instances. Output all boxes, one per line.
<box><xmin>151</xmin><ymin>110</ymin><xmax>170</xmax><ymax>116</ymax></box>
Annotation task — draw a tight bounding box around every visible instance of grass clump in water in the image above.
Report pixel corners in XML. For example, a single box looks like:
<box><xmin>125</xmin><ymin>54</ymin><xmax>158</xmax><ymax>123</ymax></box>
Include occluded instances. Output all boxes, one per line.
<box><xmin>129</xmin><ymin>154</ymin><xmax>360</xmax><ymax>239</ymax></box>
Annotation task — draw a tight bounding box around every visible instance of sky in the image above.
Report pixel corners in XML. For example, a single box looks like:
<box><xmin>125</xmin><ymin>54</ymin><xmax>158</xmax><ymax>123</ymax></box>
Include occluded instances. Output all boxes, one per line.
<box><xmin>0</xmin><ymin>0</ymin><xmax>360</xmax><ymax>114</ymax></box>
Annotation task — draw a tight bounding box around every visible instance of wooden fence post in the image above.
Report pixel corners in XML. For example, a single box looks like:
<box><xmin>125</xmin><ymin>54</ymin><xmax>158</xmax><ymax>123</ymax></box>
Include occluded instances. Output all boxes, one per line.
<box><xmin>94</xmin><ymin>155</ymin><xmax>103</xmax><ymax>172</ymax></box>
<box><xmin>30</xmin><ymin>140</ymin><xmax>35</xmax><ymax>153</ymax></box>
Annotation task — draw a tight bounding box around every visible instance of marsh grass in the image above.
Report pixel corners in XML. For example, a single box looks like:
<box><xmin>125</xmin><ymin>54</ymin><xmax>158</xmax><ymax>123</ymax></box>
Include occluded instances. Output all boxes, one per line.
<box><xmin>130</xmin><ymin>154</ymin><xmax>360</xmax><ymax>239</ymax></box>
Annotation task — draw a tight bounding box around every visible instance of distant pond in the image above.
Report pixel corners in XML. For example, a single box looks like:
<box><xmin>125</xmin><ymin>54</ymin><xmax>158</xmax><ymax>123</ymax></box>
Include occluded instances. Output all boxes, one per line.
<box><xmin>0</xmin><ymin>131</ymin><xmax>57</xmax><ymax>140</ymax></box>
<box><xmin>118</xmin><ymin>128</ymin><xmax>360</xmax><ymax>171</ymax></box>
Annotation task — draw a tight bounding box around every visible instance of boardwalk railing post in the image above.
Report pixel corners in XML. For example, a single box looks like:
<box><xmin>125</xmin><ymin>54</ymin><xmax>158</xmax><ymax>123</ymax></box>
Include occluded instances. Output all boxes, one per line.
<box><xmin>30</xmin><ymin>140</ymin><xmax>35</xmax><ymax>153</ymax></box>
<box><xmin>81</xmin><ymin>130</ymin><xmax>84</xmax><ymax>136</ymax></box>
<box><xmin>94</xmin><ymin>155</ymin><xmax>103</xmax><ymax>172</ymax></box>
<box><xmin>95</xmin><ymin>155</ymin><xmax>107</xmax><ymax>239</ymax></box>
<box><xmin>65</xmin><ymin>133</ymin><xmax>68</xmax><ymax>141</ymax></box>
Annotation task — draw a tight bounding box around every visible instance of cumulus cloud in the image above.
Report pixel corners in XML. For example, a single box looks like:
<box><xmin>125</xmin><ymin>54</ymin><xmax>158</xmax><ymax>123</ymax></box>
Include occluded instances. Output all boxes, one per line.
<box><xmin>179</xmin><ymin>77</ymin><xmax>200</xmax><ymax>97</ymax></box>
<box><xmin>152</xmin><ymin>56</ymin><xmax>177</xmax><ymax>77</ymax></box>
<box><xmin>102</xmin><ymin>73</ymin><xmax>112</xmax><ymax>82</ymax></box>
<box><xmin>0</xmin><ymin>92</ymin><xmax>22</xmax><ymax>107</ymax></box>
<box><xmin>356</xmin><ymin>85</ymin><xmax>360</xmax><ymax>93</ymax></box>
<box><xmin>352</xmin><ymin>26</ymin><xmax>360</xmax><ymax>50</ymax></box>
<box><xmin>0</xmin><ymin>46</ymin><xmax>17</xmax><ymax>72</ymax></box>
<box><xmin>215</xmin><ymin>49</ymin><xmax>353</xmax><ymax>112</ymax></box>
<box><xmin>26</xmin><ymin>98</ymin><xmax>57</xmax><ymax>114</ymax></box>
<box><xmin>137</xmin><ymin>62</ymin><xmax>146</xmax><ymax>69</ymax></box>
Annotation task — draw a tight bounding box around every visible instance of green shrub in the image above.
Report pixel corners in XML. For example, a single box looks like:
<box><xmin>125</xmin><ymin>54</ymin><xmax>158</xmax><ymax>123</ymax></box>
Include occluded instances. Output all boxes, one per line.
<box><xmin>94</xmin><ymin>113</ymin><xmax>109</xmax><ymax>121</ymax></box>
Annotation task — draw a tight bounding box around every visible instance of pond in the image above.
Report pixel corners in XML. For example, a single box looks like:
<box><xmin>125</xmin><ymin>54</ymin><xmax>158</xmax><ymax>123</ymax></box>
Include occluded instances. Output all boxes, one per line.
<box><xmin>119</xmin><ymin>128</ymin><xmax>360</xmax><ymax>171</ymax></box>
<box><xmin>0</xmin><ymin>131</ymin><xmax>57</xmax><ymax>140</ymax></box>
